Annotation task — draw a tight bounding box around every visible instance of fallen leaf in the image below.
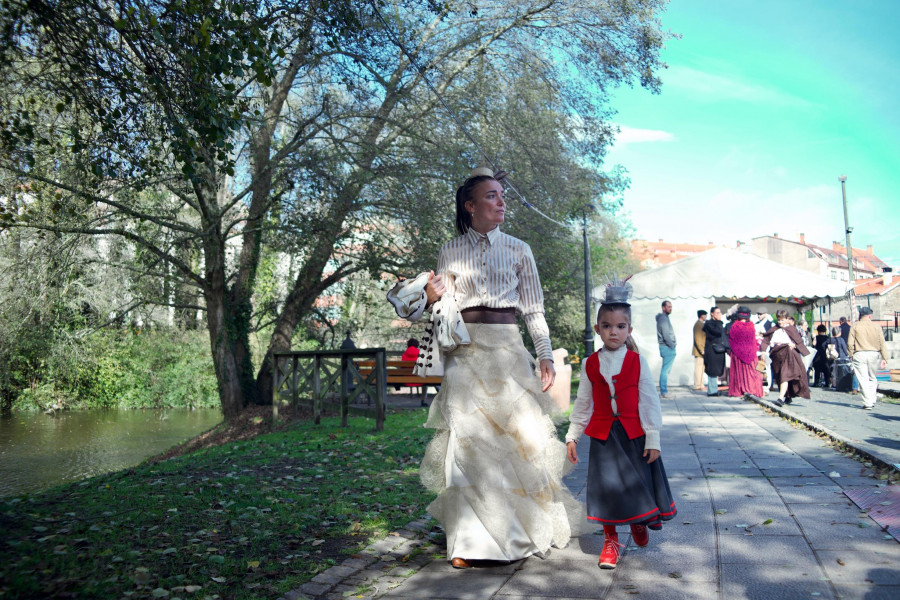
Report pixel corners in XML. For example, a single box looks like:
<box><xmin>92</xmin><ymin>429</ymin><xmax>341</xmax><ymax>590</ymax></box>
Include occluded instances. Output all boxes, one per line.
<box><xmin>134</xmin><ymin>568</ymin><xmax>151</xmax><ymax>586</ymax></box>
<box><xmin>311</xmin><ymin>539</ymin><xmax>325</xmax><ymax>546</ymax></box>
<box><xmin>151</xmin><ymin>589</ymin><xmax>169</xmax><ymax>598</ymax></box>
<box><xmin>668</xmin><ymin>571</ymin><xmax>682</xmax><ymax>579</ymax></box>
<box><xmin>210</xmin><ymin>576</ymin><xmax>226</xmax><ymax>583</ymax></box>
<box><xmin>247</xmin><ymin>560</ymin><xmax>260</xmax><ymax>569</ymax></box>
<box><xmin>715</xmin><ymin>509</ymin><xmax>727</xmax><ymax>515</ymax></box>
<box><xmin>837</xmin><ymin>558</ymin><xmax>846</xmax><ymax>566</ymax></box>
<box><xmin>162</xmin><ymin>547</ymin><xmax>177</xmax><ymax>555</ymax></box>
<box><xmin>762</xmin><ymin>519</ymin><xmax>774</xmax><ymax>525</ymax></box>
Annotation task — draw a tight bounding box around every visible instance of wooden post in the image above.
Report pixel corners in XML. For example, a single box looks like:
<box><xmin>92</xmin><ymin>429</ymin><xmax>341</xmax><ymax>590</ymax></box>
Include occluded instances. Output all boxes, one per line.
<box><xmin>272</xmin><ymin>353</ymin><xmax>279</xmax><ymax>420</ymax></box>
<box><xmin>340</xmin><ymin>353</ymin><xmax>349</xmax><ymax>427</ymax></box>
<box><xmin>291</xmin><ymin>355</ymin><xmax>299</xmax><ymax>418</ymax></box>
<box><xmin>313</xmin><ymin>354</ymin><xmax>322</xmax><ymax>425</ymax></box>
<box><xmin>375</xmin><ymin>349</ymin><xmax>386</xmax><ymax>431</ymax></box>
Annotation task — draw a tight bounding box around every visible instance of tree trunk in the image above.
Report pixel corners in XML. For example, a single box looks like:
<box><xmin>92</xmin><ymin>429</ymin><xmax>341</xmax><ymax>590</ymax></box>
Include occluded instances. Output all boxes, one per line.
<box><xmin>205</xmin><ymin>289</ymin><xmax>248</xmax><ymax>420</ymax></box>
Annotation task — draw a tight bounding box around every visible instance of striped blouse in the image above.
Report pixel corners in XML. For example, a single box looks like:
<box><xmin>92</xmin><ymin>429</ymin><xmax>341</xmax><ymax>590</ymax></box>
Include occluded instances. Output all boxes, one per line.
<box><xmin>436</xmin><ymin>226</ymin><xmax>553</xmax><ymax>362</ymax></box>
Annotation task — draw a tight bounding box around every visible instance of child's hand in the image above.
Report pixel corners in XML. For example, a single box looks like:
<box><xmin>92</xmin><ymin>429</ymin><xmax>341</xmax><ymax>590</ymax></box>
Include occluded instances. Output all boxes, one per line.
<box><xmin>643</xmin><ymin>449</ymin><xmax>660</xmax><ymax>464</ymax></box>
<box><xmin>566</xmin><ymin>441</ymin><xmax>578</xmax><ymax>464</ymax></box>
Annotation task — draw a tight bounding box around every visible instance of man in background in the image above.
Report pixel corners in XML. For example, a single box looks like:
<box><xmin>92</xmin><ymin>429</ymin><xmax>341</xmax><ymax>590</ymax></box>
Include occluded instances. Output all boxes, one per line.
<box><xmin>848</xmin><ymin>307</ymin><xmax>888</xmax><ymax>410</ymax></box>
<box><xmin>657</xmin><ymin>300</ymin><xmax>676</xmax><ymax>398</ymax></box>
<box><xmin>692</xmin><ymin>309</ymin><xmax>708</xmax><ymax>391</ymax></box>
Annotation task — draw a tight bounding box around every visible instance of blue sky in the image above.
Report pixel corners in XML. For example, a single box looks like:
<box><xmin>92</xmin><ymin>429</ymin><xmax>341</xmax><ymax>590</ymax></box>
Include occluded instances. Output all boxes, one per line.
<box><xmin>605</xmin><ymin>0</ymin><xmax>900</xmax><ymax>268</ymax></box>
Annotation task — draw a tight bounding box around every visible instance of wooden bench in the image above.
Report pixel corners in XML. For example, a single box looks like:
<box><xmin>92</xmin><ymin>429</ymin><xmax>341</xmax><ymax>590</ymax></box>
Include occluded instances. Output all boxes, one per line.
<box><xmin>357</xmin><ymin>360</ymin><xmax>442</xmax><ymax>406</ymax></box>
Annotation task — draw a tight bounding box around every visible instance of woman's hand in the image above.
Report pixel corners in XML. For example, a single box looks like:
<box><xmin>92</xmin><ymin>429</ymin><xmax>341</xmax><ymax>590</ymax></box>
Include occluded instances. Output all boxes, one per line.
<box><xmin>643</xmin><ymin>449</ymin><xmax>660</xmax><ymax>464</ymax></box>
<box><xmin>539</xmin><ymin>359</ymin><xmax>556</xmax><ymax>392</ymax></box>
<box><xmin>566</xmin><ymin>441</ymin><xmax>578</xmax><ymax>464</ymax></box>
<box><xmin>424</xmin><ymin>270</ymin><xmax>445</xmax><ymax>306</ymax></box>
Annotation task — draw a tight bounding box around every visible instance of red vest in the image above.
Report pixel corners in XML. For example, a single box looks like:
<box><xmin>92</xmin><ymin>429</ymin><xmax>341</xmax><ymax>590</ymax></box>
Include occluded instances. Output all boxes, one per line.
<box><xmin>583</xmin><ymin>350</ymin><xmax>645</xmax><ymax>440</ymax></box>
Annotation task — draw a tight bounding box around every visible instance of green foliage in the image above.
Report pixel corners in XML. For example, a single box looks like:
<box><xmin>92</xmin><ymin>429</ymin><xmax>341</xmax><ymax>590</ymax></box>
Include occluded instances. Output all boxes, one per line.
<box><xmin>1</xmin><ymin>0</ymin><xmax>671</xmax><ymax>418</ymax></box>
<box><xmin>0</xmin><ymin>409</ymin><xmax>435</xmax><ymax>599</ymax></box>
<box><xmin>11</xmin><ymin>328</ymin><xmax>219</xmax><ymax>411</ymax></box>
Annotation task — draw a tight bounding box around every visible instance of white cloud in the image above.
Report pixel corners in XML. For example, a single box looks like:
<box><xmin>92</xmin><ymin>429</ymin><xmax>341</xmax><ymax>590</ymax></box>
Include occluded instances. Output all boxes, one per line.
<box><xmin>665</xmin><ymin>65</ymin><xmax>814</xmax><ymax>108</ymax></box>
<box><xmin>614</xmin><ymin>125</ymin><xmax>676</xmax><ymax>145</ymax></box>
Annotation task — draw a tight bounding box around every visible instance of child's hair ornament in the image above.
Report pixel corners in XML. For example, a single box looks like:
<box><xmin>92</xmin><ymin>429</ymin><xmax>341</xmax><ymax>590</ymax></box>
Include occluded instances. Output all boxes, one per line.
<box><xmin>600</xmin><ymin>275</ymin><xmax>634</xmax><ymax>306</ymax></box>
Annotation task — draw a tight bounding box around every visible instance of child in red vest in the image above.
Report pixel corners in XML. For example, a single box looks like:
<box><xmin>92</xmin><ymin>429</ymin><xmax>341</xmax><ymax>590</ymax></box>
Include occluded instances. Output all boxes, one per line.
<box><xmin>565</xmin><ymin>280</ymin><xmax>676</xmax><ymax>569</ymax></box>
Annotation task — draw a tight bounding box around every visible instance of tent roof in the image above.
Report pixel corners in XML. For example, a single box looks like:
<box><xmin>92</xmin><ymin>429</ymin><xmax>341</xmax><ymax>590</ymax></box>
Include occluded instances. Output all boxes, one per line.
<box><xmin>614</xmin><ymin>247</ymin><xmax>850</xmax><ymax>302</ymax></box>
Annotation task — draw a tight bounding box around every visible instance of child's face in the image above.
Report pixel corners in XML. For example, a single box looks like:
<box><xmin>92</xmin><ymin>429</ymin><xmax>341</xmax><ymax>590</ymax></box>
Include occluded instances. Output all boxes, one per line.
<box><xmin>594</xmin><ymin>309</ymin><xmax>633</xmax><ymax>351</ymax></box>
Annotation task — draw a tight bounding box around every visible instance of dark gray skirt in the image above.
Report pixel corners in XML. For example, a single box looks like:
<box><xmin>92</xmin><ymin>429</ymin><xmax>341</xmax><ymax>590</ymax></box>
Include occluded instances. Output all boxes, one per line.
<box><xmin>586</xmin><ymin>421</ymin><xmax>676</xmax><ymax>529</ymax></box>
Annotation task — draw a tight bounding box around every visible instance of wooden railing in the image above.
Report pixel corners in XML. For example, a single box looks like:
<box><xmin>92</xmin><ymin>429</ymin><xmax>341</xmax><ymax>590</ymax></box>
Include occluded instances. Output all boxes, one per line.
<box><xmin>272</xmin><ymin>349</ymin><xmax>387</xmax><ymax>431</ymax></box>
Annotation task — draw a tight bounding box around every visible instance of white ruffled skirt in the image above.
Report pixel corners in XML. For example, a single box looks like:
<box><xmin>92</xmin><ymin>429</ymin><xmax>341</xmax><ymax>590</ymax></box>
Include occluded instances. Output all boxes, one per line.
<box><xmin>420</xmin><ymin>324</ymin><xmax>586</xmax><ymax>561</ymax></box>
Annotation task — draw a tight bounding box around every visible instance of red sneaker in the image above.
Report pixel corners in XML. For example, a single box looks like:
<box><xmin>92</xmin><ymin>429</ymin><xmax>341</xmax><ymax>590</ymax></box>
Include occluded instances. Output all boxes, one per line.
<box><xmin>630</xmin><ymin>524</ymin><xmax>649</xmax><ymax>547</ymax></box>
<box><xmin>598</xmin><ymin>535</ymin><xmax>622</xmax><ymax>569</ymax></box>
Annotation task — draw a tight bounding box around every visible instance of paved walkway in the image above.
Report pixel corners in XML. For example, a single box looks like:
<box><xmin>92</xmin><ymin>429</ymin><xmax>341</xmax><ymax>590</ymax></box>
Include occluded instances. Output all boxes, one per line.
<box><xmin>745</xmin><ymin>381</ymin><xmax>900</xmax><ymax>470</ymax></box>
<box><xmin>283</xmin><ymin>388</ymin><xmax>900</xmax><ymax>600</ymax></box>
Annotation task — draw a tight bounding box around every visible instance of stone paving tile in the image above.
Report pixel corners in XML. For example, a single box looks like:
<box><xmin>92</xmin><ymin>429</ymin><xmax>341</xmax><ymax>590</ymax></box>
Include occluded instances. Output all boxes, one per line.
<box><xmin>777</xmin><ymin>484</ymin><xmax>847</xmax><ymax>504</ymax></box>
<box><xmin>705</xmin><ymin>476</ymin><xmax>780</xmax><ymax>499</ymax></box>
<box><xmin>615</xmin><ymin>552</ymin><xmax>717</xmax><ymax>582</ymax></box>
<box><xmin>494</xmin><ymin>557</ymin><xmax>611</xmax><ymax>598</ymax></box>
<box><xmin>815</xmin><ymin>548</ymin><xmax>900</xmax><ymax>586</ymax></box>
<box><xmin>766</xmin><ymin>475</ymin><xmax>841</xmax><ymax>489</ymax></box>
<box><xmin>379</xmin><ymin>563</ymin><xmax>511</xmax><ymax>599</ymax></box>
<box><xmin>760</xmin><ymin>465</ymin><xmax>826</xmax><ymax>477</ymax></box>
<box><xmin>714</xmin><ymin>504</ymin><xmax>803</xmax><ymax>536</ymax></box>
<box><xmin>546</xmin><ymin>535</ymin><xmax>605</xmax><ymax>562</ymax></box>
<box><xmin>831</xmin><ymin>584</ymin><xmax>900</xmax><ymax>600</ymax></box>
<box><xmin>720</xmin><ymin>563</ymin><xmax>836</xmax><ymax>600</ymax></box>
<box><xmin>605</xmin><ymin>579</ymin><xmax>718</xmax><ymax>600</ymax></box>
<box><xmin>717</xmin><ymin>533</ymin><xmax>819</xmax><ymax>565</ymax></box>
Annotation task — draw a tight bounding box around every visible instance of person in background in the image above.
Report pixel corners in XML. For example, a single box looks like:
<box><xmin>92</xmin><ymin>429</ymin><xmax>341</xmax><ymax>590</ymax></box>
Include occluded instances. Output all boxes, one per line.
<box><xmin>754</xmin><ymin>310</ymin><xmax>773</xmax><ymax>334</ymax></box>
<box><xmin>811</xmin><ymin>325</ymin><xmax>832</xmax><ymax>388</ymax></box>
<box><xmin>727</xmin><ymin>306</ymin><xmax>763</xmax><ymax>397</ymax></box>
<box><xmin>797</xmin><ymin>319</ymin><xmax>811</xmax><ymax>346</ymax></box>
<box><xmin>702</xmin><ymin>307</ymin><xmax>727</xmax><ymax>397</ymax></box>
<box><xmin>848</xmin><ymin>307</ymin><xmax>889</xmax><ymax>410</ymax></box>
<box><xmin>400</xmin><ymin>338</ymin><xmax>420</xmax><ymax>362</ymax></box>
<box><xmin>839</xmin><ymin>316</ymin><xmax>851</xmax><ymax>343</ymax></box>
<box><xmin>828</xmin><ymin>326</ymin><xmax>857</xmax><ymax>393</ymax></box>
<box><xmin>692</xmin><ymin>309</ymin><xmax>708</xmax><ymax>392</ymax></box>
<box><xmin>760</xmin><ymin>310</ymin><xmax>810</xmax><ymax>407</ymax></box>
<box><xmin>754</xmin><ymin>310</ymin><xmax>774</xmax><ymax>387</ymax></box>
<box><xmin>656</xmin><ymin>300</ymin><xmax>676</xmax><ymax>399</ymax></box>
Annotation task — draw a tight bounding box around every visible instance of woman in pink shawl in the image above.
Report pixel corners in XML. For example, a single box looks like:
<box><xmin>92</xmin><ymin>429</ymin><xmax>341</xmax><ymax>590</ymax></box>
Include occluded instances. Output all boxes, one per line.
<box><xmin>728</xmin><ymin>306</ymin><xmax>763</xmax><ymax>397</ymax></box>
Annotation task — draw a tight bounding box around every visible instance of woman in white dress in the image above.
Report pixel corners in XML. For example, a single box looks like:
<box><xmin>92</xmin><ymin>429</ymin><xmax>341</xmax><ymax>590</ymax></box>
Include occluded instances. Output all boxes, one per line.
<box><xmin>419</xmin><ymin>169</ymin><xmax>583</xmax><ymax>568</ymax></box>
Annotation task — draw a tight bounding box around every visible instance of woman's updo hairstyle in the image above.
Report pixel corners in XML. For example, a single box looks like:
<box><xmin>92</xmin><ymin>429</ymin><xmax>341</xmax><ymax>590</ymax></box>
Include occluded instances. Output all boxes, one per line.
<box><xmin>454</xmin><ymin>169</ymin><xmax>508</xmax><ymax>236</ymax></box>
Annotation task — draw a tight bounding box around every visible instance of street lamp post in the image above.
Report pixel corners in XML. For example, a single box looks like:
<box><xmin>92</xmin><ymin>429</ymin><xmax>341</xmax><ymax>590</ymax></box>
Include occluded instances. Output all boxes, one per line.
<box><xmin>582</xmin><ymin>209</ymin><xmax>594</xmax><ymax>357</ymax></box>
<box><xmin>839</xmin><ymin>175</ymin><xmax>856</xmax><ymax>321</ymax></box>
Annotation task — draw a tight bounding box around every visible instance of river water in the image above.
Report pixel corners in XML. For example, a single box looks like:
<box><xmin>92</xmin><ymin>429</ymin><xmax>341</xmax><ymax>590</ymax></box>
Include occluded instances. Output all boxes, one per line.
<box><xmin>0</xmin><ymin>408</ymin><xmax>222</xmax><ymax>497</ymax></box>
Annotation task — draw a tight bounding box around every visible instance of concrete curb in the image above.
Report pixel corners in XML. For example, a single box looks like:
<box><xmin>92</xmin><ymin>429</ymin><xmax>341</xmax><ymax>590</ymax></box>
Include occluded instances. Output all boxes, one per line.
<box><xmin>743</xmin><ymin>392</ymin><xmax>900</xmax><ymax>475</ymax></box>
<box><xmin>276</xmin><ymin>517</ymin><xmax>441</xmax><ymax>600</ymax></box>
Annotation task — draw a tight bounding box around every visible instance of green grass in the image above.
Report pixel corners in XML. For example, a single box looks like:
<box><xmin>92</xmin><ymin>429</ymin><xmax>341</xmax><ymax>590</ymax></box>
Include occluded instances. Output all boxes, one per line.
<box><xmin>0</xmin><ymin>410</ymin><xmax>436</xmax><ymax>599</ymax></box>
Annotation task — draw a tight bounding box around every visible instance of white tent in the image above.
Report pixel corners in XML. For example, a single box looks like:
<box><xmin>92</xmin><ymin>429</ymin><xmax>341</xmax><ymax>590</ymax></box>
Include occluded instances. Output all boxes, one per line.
<box><xmin>591</xmin><ymin>247</ymin><xmax>850</xmax><ymax>389</ymax></box>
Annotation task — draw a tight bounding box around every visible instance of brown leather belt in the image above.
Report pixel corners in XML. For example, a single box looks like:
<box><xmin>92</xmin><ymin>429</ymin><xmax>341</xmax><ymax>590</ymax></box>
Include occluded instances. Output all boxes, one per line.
<box><xmin>461</xmin><ymin>306</ymin><xmax>517</xmax><ymax>324</ymax></box>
